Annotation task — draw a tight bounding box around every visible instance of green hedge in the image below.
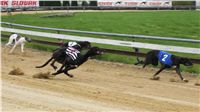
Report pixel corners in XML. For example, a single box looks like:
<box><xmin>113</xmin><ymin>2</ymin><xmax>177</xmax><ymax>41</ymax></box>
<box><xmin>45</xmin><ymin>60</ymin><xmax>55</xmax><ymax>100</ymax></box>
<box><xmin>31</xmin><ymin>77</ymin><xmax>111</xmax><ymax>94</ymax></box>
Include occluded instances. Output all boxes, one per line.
<box><xmin>39</xmin><ymin>1</ymin><xmax>61</xmax><ymax>6</ymax></box>
<box><xmin>172</xmin><ymin>1</ymin><xmax>196</xmax><ymax>6</ymax></box>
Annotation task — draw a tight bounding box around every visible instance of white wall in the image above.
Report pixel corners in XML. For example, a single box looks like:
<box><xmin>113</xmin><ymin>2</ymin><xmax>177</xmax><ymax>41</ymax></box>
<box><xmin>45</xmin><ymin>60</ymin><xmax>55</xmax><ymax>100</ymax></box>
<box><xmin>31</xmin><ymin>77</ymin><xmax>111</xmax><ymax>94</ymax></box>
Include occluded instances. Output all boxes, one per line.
<box><xmin>196</xmin><ymin>0</ymin><xmax>200</xmax><ymax>9</ymax></box>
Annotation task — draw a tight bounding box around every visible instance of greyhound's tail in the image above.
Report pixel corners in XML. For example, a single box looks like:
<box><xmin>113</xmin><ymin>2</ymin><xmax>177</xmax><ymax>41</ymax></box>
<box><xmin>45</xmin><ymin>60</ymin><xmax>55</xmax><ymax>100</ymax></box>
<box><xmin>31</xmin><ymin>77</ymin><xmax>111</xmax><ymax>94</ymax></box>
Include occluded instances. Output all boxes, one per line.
<box><xmin>36</xmin><ymin>57</ymin><xmax>53</xmax><ymax>68</ymax></box>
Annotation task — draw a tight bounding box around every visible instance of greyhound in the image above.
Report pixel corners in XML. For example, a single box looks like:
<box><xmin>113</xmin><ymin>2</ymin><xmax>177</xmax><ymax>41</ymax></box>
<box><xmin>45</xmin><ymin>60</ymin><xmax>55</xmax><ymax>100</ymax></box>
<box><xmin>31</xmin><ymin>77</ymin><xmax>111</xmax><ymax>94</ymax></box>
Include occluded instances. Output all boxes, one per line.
<box><xmin>142</xmin><ymin>50</ymin><xmax>193</xmax><ymax>82</ymax></box>
<box><xmin>36</xmin><ymin>47</ymin><xmax>102</xmax><ymax>77</ymax></box>
<box><xmin>5</xmin><ymin>33</ymin><xmax>32</xmax><ymax>53</ymax></box>
<box><xmin>48</xmin><ymin>41</ymin><xmax>91</xmax><ymax>70</ymax></box>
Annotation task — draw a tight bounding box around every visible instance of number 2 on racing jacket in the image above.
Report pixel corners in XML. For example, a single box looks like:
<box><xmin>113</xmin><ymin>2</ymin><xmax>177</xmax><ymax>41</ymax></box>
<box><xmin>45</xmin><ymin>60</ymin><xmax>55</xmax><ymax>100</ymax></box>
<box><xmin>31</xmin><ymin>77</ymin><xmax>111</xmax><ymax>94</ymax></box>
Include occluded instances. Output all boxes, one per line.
<box><xmin>65</xmin><ymin>47</ymin><xmax>80</xmax><ymax>60</ymax></box>
<box><xmin>157</xmin><ymin>51</ymin><xmax>173</xmax><ymax>66</ymax></box>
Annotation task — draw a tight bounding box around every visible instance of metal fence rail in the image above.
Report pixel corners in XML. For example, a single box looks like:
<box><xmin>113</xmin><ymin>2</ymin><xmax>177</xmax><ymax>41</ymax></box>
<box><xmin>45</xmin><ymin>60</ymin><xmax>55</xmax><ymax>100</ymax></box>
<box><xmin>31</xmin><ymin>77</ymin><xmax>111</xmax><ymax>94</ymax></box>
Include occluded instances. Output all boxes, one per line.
<box><xmin>1</xmin><ymin>22</ymin><xmax>200</xmax><ymax>43</ymax></box>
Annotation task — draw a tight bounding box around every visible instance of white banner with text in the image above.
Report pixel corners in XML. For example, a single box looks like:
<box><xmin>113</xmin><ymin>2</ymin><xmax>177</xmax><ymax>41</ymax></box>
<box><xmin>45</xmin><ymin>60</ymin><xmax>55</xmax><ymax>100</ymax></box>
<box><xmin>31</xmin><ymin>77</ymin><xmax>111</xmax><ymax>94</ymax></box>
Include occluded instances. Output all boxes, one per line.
<box><xmin>98</xmin><ymin>0</ymin><xmax>172</xmax><ymax>7</ymax></box>
<box><xmin>1</xmin><ymin>0</ymin><xmax>39</xmax><ymax>8</ymax></box>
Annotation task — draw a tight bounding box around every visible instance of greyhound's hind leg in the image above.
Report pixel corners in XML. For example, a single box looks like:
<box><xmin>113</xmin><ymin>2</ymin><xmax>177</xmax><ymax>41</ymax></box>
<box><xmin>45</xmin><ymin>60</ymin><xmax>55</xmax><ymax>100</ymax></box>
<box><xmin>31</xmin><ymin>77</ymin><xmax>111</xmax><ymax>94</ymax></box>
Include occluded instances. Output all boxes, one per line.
<box><xmin>51</xmin><ymin>65</ymin><xmax>75</xmax><ymax>77</ymax></box>
<box><xmin>52</xmin><ymin>57</ymin><xmax>68</xmax><ymax>76</ymax></box>
<box><xmin>143</xmin><ymin>61</ymin><xmax>149</xmax><ymax>68</ymax></box>
<box><xmin>52</xmin><ymin>64</ymin><xmax>65</xmax><ymax>75</ymax></box>
<box><xmin>52</xmin><ymin>70</ymin><xmax>63</xmax><ymax>76</ymax></box>
<box><xmin>143</xmin><ymin>57</ymin><xmax>150</xmax><ymax>68</ymax></box>
<box><xmin>152</xmin><ymin>65</ymin><xmax>166</xmax><ymax>78</ymax></box>
<box><xmin>51</xmin><ymin>64</ymin><xmax>65</xmax><ymax>76</ymax></box>
<box><xmin>52</xmin><ymin>65</ymin><xmax>65</xmax><ymax>75</ymax></box>
<box><xmin>50</xmin><ymin>60</ymin><xmax>57</xmax><ymax>70</ymax></box>
<box><xmin>134</xmin><ymin>57</ymin><xmax>144</xmax><ymax>65</ymax></box>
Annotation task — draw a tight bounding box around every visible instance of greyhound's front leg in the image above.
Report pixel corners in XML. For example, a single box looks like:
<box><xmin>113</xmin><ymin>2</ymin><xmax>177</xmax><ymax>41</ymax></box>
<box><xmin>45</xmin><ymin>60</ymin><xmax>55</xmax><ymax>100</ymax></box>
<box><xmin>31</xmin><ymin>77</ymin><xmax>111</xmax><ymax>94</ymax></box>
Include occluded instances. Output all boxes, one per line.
<box><xmin>63</xmin><ymin>65</ymin><xmax>78</xmax><ymax>78</ymax></box>
<box><xmin>63</xmin><ymin>70</ymin><xmax>73</xmax><ymax>78</ymax></box>
<box><xmin>176</xmin><ymin>65</ymin><xmax>188</xmax><ymax>82</ymax></box>
<box><xmin>21</xmin><ymin>43</ymin><xmax>25</xmax><ymax>53</ymax></box>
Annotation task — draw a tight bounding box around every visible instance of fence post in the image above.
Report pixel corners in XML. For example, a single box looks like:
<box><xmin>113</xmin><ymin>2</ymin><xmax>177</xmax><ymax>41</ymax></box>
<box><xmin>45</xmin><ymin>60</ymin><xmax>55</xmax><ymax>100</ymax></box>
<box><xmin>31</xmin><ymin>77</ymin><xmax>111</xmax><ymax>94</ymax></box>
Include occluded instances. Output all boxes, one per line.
<box><xmin>133</xmin><ymin>47</ymin><xmax>143</xmax><ymax>65</ymax></box>
<box><xmin>56</xmin><ymin>30</ymin><xmax>64</xmax><ymax>45</ymax></box>
<box><xmin>9</xmin><ymin>23</ymin><xmax>13</xmax><ymax>28</ymax></box>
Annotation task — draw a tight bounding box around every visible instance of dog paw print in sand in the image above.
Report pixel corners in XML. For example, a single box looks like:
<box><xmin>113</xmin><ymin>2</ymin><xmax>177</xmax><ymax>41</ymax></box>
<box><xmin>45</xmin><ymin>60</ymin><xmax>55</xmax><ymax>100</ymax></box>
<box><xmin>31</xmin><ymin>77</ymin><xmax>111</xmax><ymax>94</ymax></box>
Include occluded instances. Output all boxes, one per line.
<box><xmin>33</xmin><ymin>71</ymin><xmax>54</xmax><ymax>79</ymax></box>
<box><xmin>150</xmin><ymin>77</ymin><xmax>160</xmax><ymax>80</ymax></box>
<box><xmin>169</xmin><ymin>78</ymin><xmax>190</xmax><ymax>83</ymax></box>
<box><xmin>169</xmin><ymin>78</ymin><xmax>178</xmax><ymax>82</ymax></box>
<box><xmin>194</xmin><ymin>79</ymin><xmax>200</xmax><ymax>86</ymax></box>
<box><xmin>9</xmin><ymin>67</ymin><xmax>24</xmax><ymax>76</ymax></box>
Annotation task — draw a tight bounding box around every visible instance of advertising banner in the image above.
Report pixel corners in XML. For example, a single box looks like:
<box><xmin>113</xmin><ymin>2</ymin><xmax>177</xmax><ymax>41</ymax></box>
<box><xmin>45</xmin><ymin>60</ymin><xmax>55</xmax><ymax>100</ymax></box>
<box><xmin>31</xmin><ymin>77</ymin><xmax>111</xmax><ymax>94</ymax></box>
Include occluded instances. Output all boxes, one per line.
<box><xmin>97</xmin><ymin>0</ymin><xmax>172</xmax><ymax>7</ymax></box>
<box><xmin>1</xmin><ymin>0</ymin><xmax>39</xmax><ymax>8</ymax></box>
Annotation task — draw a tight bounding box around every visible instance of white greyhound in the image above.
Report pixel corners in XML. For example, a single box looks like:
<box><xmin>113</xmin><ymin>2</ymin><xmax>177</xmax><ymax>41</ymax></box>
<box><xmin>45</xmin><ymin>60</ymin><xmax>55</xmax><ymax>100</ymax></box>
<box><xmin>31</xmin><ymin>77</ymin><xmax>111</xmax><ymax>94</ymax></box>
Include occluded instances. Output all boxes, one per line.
<box><xmin>5</xmin><ymin>33</ymin><xmax>32</xmax><ymax>53</ymax></box>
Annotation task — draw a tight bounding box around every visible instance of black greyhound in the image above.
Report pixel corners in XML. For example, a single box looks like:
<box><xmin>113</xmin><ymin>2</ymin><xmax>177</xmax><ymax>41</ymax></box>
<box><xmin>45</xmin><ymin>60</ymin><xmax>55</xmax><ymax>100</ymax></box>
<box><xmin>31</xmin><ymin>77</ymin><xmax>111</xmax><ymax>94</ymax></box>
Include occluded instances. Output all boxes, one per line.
<box><xmin>42</xmin><ymin>41</ymin><xmax>91</xmax><ymax>70</ymax></box>
<box><xmin>142</xmin><ymin>50</ymin><xmax>193</xmax><ymax>82</ymax></box>
<box><xmin>36</xmin><ymin>47</ymin><xmax>102</xmax><ymax>77</ymax></box>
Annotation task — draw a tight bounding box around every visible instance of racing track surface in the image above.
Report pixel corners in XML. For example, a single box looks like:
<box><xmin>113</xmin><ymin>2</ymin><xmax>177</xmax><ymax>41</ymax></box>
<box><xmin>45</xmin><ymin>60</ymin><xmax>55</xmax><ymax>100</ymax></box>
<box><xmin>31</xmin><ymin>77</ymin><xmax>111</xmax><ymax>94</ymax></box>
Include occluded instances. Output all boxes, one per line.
<box><xmin>2</xmin><ymin>47</ymin><xmax>200</xmax><ymax>112</ymax></box>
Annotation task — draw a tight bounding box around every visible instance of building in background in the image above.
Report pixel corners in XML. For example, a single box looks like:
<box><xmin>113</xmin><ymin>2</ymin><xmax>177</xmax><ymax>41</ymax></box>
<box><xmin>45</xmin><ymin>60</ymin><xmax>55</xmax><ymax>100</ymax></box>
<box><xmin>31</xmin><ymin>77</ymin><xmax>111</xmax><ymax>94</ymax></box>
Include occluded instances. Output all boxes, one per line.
<box><xmin>196</xmin><ymin>0</ymin><xmax>200</xmax><ymax>9</ymax></box>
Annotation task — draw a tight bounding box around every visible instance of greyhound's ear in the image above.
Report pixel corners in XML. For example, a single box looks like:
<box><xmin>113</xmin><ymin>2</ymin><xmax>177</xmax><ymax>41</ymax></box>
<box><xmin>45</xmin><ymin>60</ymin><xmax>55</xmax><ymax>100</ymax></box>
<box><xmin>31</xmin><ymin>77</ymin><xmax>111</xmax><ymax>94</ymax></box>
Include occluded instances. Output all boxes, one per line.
<box><xmin>25</xmin><ymin>37</ymin><xmax>32</xmax><ymax>42</ymax></box>
<box><xmin>180</xmin><ymin>57</ymin><xmax>190</xmax><ymax>63</ymax></box>
<box><xmin>25</xmin><ymin>37</ymin><xmax>28</xmax><ymax>40</ymax></box>
<box><xmin>180</xmin><ymin>57</ymin><xmax>186</xmax><ymax>62</ymax></box>
<box><xmin>182</xmin><ymin>57</ymin><xmax>189</xmax><ymax>61</ymax></box>
<box><xmin>181</xmin><ymin>57</ymin><xmax>193</xmax><ymax>66</ymax></box>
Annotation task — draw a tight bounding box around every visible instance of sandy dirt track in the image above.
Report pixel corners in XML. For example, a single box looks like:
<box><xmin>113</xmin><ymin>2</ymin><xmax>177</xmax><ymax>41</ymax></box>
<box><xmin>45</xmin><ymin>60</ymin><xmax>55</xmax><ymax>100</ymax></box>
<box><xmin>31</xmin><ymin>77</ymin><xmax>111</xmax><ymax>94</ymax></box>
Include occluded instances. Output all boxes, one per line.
<box><xmin>2</xmin><ymin>47</ymin><xmax>200</xmax><ymax>112</ymax></box>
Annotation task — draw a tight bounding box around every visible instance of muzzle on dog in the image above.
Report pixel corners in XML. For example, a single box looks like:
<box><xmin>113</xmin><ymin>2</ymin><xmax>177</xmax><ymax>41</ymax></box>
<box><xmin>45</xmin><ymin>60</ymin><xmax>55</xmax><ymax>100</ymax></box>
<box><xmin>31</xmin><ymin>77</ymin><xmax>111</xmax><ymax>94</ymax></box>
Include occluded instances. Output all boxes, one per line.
<box><xmin>25</xmin><ymin>37</ymin><xmax>32</xmax><ymax>42</ymax></box>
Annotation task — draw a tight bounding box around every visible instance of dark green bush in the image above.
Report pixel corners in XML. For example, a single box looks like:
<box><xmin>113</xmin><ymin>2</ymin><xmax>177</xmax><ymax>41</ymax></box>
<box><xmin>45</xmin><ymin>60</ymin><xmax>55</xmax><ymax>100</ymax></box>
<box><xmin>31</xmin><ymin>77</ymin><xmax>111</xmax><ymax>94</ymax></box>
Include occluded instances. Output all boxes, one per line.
<box><xmin>39</xmin><ymin>1</ymin><xmax>61</xmax><ymax>6</ymax></box>
<box><xmin>172</xmin><ymin>1</ymin><xmax>195</xmax><ymax>6</ymax></box>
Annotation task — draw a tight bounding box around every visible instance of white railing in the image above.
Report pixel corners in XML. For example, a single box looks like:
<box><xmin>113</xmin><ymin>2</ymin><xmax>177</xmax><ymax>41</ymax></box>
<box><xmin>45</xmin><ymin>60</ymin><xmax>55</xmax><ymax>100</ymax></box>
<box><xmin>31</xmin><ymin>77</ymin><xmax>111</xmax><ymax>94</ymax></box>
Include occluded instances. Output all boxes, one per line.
<box><xmin>1</xmin><ymin>22</ymin><xmax>200</xmax><ymax>43</ymax></box>
<box><xmin>1</xmin><ymin>27</ymin><xmax>200</xmax><ymax>54</ymax></box>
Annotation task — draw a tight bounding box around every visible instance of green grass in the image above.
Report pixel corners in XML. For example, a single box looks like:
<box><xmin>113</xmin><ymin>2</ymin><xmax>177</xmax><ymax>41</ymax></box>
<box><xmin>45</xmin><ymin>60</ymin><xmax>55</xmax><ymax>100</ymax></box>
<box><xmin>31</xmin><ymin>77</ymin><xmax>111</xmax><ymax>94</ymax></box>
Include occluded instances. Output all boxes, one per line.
<box><xmin>1</xmin><ymin>11</ymin><xmax>200</xmax><ymax>74</ymax></box>
<box><xmin>2</xmin><ymin>11</ymin><xmax>200</xmax><ymax>49</ymax></box>
<box><xmin>2</xmin><ymin>11</ymin><xmax>200</xmax><ymax>39</ymax></box>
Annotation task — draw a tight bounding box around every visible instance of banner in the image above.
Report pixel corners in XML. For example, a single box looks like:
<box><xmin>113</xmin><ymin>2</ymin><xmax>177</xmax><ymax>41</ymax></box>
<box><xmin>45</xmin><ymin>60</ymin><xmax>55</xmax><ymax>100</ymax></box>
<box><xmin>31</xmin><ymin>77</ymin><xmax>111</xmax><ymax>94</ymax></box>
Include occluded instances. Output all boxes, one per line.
<box><xmin>1</xmin><ymin>0</ymin><xmax>39</xmax><ymax>8</ymax></box>
<box><xmin>97</xmin><ymin>0</ymin><xmax>172</xmax><ymax>7</ymax></box>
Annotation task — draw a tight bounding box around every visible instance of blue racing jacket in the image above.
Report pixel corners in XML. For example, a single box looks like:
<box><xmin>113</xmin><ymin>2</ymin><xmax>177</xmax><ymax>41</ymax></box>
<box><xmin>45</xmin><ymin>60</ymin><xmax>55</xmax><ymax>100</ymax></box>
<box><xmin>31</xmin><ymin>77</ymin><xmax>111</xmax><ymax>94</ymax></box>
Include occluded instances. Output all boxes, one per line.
<box><xmin>157</xmin><ymin>51</ymin><xmax>173</xmax><ymax>66</ymax></box>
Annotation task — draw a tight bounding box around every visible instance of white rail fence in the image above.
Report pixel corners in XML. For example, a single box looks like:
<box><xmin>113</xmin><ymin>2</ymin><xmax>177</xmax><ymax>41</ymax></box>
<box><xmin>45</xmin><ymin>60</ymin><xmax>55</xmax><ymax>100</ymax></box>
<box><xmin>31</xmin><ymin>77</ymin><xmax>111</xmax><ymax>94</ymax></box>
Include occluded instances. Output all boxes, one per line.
<box><xmin>1</xmin><ymin>22</ymin><xmax>200</xmax><ymax>43</ymax></box>
<box><xmin>1</xmin><ymin>27</ymin><xmax>200</xmax><ymax>54</ymax></box>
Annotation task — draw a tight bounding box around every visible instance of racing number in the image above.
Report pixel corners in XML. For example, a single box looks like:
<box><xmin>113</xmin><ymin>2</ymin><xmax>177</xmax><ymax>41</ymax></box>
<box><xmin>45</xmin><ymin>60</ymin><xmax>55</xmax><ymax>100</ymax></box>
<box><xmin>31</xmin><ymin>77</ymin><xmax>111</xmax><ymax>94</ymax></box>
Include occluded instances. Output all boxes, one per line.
<box><xmin>162</xmin><ymin>54</ymin><xmax>168</xmax><ymax>62</ymax></box>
